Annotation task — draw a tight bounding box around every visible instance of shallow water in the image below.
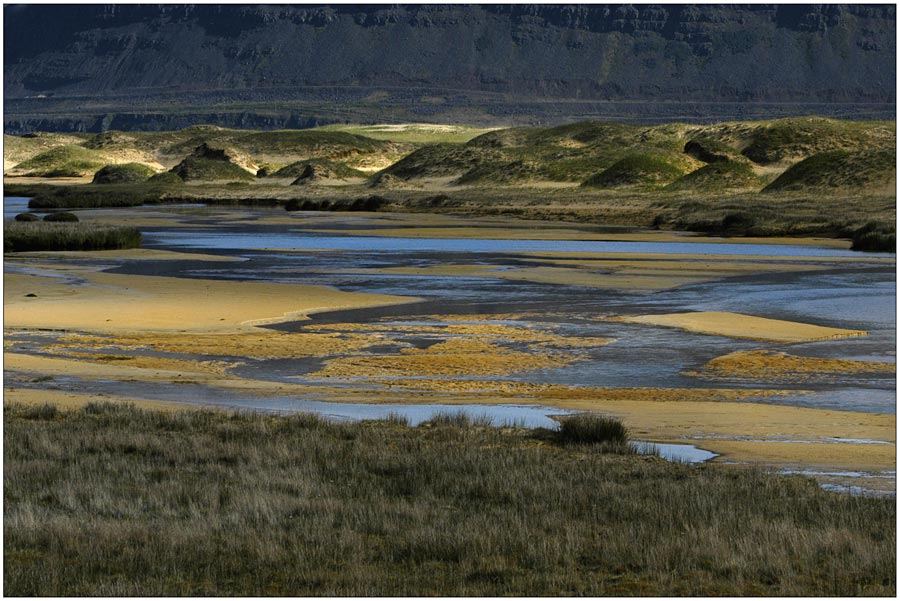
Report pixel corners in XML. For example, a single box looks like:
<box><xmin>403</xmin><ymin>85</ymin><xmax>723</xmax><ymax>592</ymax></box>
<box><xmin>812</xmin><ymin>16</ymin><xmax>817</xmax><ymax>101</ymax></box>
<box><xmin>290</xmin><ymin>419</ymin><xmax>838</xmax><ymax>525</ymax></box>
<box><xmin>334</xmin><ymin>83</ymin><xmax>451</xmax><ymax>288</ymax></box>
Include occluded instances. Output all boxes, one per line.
<box><xmin>4</xmin><ymin>197</ymin><xmax>37</xmax><ymax>219</ymax></box>
<box><xmin>5</xmin><ymin>204</ymin><xmax>896</xmax><ymax>426</ymax></box>
<box><xmin>127</xmin><ymin>223</ymin><xmax>897</xmax><ymax>415</ymax></box>
<box><xmin>145</xmin><ymin>229</ymin><xmax>893</xmax><ymax>257</ymax></box>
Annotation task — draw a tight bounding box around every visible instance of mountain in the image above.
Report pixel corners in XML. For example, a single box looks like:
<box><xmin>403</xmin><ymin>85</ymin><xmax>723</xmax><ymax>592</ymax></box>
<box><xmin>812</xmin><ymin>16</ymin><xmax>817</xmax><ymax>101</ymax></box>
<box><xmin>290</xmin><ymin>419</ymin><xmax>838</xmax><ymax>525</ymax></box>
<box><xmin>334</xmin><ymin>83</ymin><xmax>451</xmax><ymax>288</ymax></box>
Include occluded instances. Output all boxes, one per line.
<box><xmin>4</xmin><ymin>4</ymin><xmax>896</xmax><ymax>132</ymax></box>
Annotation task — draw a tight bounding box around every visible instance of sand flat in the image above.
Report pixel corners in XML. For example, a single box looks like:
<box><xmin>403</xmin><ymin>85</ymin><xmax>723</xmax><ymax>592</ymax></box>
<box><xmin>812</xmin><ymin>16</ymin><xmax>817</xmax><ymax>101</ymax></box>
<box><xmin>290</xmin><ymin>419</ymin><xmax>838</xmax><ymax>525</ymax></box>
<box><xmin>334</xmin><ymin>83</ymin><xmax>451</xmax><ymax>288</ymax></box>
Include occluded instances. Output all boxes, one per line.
<box><xmin>4</xmin><ymin>268</ymin><xmax>417</xmax><ymax>333</ymax></box>
<box><xmin>613</xmin><ymin>311</ymin><xmax>868</xmax><ymax>343</ymax></box>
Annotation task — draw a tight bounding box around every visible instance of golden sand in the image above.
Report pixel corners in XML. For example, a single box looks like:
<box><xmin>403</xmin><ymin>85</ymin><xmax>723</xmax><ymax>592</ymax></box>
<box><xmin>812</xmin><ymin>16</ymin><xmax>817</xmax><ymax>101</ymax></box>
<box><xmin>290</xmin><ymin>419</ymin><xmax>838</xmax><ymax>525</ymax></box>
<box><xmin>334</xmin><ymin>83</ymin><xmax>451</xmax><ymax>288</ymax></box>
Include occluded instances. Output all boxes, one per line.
<box><xmin>4</xmin><ymin>268</ymin><xmax>416</xmax><ymax>333</ymax></box>
<box><xmin>694</xmin><ymin>440</ymin><xmax>895</xmax><ymax>471</ymax></box>
<box><xmin>693</xmin><ymin>350</ymin><xmax>896</xmax><ymax>380</ymax></box>
<box><xmin>612</xmin><ymin>311</ymin><xmax>868</xmax><ymax>343</ymax></box>
<box><xmin>55</xmin><ymin>331</ymin><xmax>387</xmax><ymax>360</ymax></box>
<box><xmin>311</xmin><ymin>339</ymin><xmax>573</xmax><ymax>379</ymax></box>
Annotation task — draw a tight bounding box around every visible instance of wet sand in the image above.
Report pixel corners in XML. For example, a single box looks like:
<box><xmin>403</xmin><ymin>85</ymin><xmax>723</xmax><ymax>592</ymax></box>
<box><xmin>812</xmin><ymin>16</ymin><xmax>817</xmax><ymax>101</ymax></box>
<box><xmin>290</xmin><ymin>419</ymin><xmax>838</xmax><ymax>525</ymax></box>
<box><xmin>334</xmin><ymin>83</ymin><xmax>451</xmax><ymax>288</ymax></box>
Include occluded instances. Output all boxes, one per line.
<box><xmin>613</xmin><ymin>312</ymin><xmax>869</xmax><ymax>343</ymax></box>
<box><xmin>350</xmin><ymin>256</ymin><xmax>831</xmax><ymax>291</ymax></box>
<box><xmin>5</xmin><ymin>266</ymin><xmax>417</xmax><ymax>333</ymax></box>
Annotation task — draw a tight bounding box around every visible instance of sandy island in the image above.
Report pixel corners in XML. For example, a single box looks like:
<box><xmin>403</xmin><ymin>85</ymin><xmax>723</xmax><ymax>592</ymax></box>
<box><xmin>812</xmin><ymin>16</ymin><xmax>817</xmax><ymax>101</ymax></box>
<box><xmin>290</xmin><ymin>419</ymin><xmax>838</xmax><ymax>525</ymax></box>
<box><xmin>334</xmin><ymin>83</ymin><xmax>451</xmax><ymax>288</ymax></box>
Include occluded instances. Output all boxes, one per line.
<box><xmin>612</xmin><ymin>311</ymin><xmax>868</xmax><ymax>343</ymax></box>
<box><xmin>5</xmin><ymin>267</ymin><xmax>417</xmax><ymax>334</ymax></box>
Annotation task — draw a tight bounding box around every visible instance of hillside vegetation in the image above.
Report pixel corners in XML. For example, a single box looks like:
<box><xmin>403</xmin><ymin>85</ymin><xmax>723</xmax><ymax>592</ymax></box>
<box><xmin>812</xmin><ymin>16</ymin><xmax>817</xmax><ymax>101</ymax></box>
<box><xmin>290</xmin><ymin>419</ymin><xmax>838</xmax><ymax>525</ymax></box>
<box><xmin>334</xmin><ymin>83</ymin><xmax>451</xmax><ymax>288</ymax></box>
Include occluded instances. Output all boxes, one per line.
<box><xmin>5</xmin><ymin>402</ymin><xmax>895</xmax><ymax>596</ymax></box>
<box><xmin>4</xmin><ymin>117</ymin><xmax>895</xmax><ymax>249</ymax></box>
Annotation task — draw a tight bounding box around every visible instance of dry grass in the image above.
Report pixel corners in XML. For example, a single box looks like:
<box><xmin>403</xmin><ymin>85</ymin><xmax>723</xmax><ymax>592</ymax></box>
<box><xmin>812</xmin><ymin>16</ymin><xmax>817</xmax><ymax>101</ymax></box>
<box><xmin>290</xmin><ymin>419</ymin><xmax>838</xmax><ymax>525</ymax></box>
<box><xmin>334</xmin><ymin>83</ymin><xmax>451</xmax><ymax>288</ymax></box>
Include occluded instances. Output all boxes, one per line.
<box><xmin>4</xmin><ymin>402</ymin><xmax>894</xmax><ymax>596</ymax></box>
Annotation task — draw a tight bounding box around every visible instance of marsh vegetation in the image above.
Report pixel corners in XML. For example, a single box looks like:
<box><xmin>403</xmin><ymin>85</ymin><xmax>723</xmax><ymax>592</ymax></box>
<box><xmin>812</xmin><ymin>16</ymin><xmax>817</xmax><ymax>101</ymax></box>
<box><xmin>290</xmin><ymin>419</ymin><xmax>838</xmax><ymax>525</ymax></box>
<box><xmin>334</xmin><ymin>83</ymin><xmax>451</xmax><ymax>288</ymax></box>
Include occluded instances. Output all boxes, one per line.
<box><xmin>4</xmin><ymin>221</ymin><xmax>142</xmax><ymax>252</ymax></box>
<box><xmin>4</xmin><ymin>403</ymin><xmax>894</xmax><ymax>596</ymax></box>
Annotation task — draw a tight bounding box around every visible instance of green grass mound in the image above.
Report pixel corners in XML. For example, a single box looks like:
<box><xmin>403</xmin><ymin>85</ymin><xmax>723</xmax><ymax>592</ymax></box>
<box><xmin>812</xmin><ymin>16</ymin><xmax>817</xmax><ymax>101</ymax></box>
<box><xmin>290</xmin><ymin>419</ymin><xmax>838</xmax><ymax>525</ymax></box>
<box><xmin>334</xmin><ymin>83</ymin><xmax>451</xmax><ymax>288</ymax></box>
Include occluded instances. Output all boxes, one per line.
<box><xmin>92</xmin><ymin>163</ymin><xmax>156</xmax><ymax>184</ymax></box>
<box><xmin>582</xmin><ymin>153</ymin><xmax>686</xmax><ymax>188</ymax></box>
<box><xmin>42</xmin><ymin>212</ymin><xmax>79</xmax><ymax>222</ymax></box>
<box><xmin>667</xmin><ymin>161</ymin><xmax>764</xmax><ymax>192</ymax></box>
<box><xmin>13</xmin><ymin>145</ymin><xmax>106</xmax><ymax>177</ymax></box>
<box><xmin>170</xmin><ymin>156</ymin><xmax>254</xmax><ymax>182</ymax></box>
<box><xmin>146</xmin><ymin>171</ymin><xmax>184</xmax><ymax>186</ymax></box>
<box><xmin>4</xmin><ymin>402</ymin><xmax>894</xmax><ymax>596</ymax></box>
<box><xmin>763</xmin><ymin>150</ymin><xmax>896</xmax><ymax>192</ymax></box>
<box><xmin>273</xmin><ymin>159</ymin><xmax>366</xmax><ymax>180</ymax></box>
<box><xmin>235</xmin><ymin>130</ymin><xmax>392</xmax><ymax>155</ymax></box>
<box><xmin>740</xmin><ymin>117</ymin><xmax>894</xmax><ymax>164</ymax></box>
<box><xmin>376</xmin><ymin>143</ymin><xmax>499</xmax><ymax>180</ymax></box>
<box><xmin>13</xmin><ymin>213</ymin><xmax>40</xmax><ymax>222</ymax></box>
<box><xmin>456</xmin><ymin>159</ymin><xmax>539</xmax><ymax>185</ymax></box>
<box><xmin>4</xmin><ymin>222</ymin><xmax>141</xmax><ymax>252</ymax></box>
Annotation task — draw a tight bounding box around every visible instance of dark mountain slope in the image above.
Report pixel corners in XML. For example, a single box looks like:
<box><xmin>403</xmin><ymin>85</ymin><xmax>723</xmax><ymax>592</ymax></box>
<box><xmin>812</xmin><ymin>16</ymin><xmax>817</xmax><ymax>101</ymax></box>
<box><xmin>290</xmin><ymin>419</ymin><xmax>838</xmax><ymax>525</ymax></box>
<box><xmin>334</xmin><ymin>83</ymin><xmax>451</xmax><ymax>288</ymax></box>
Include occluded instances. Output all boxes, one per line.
<box><xmin>4</xmin><ymin>5</ymin><xmax>896</xmax><ymax>132</ymax></box>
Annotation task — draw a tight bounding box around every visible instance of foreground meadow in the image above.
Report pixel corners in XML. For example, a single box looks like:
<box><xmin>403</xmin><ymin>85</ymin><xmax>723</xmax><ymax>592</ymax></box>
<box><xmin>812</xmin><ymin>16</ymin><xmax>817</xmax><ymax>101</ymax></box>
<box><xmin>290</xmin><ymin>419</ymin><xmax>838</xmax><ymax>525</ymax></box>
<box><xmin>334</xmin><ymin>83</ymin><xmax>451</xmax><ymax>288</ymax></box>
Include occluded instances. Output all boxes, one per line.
<box><xmin>4</xmin><ymin>402</ymin><xmax>894</xmax><ymax>596</ymax></box>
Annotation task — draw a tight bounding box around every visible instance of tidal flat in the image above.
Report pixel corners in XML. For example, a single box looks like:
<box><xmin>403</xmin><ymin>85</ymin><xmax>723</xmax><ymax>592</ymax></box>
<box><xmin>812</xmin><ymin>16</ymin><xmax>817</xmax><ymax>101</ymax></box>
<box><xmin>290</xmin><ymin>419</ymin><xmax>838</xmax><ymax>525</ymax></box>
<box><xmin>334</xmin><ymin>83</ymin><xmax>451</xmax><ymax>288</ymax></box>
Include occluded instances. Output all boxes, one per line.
<box><xmin>4</xmin><ymin>204</ymin><xmax>895</xmax><ymax>496</ymax></box>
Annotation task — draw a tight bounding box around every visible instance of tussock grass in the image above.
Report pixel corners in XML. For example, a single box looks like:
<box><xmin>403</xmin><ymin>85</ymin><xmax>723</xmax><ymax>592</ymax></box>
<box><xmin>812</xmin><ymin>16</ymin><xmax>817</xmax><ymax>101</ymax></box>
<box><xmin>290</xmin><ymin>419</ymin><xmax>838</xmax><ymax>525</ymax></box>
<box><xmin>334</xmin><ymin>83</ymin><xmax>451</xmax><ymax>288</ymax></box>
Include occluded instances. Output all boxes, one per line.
<box><xmin>4</xmin><ymin>402</ymin><xmax>894</xmax><ymax>596</ymax></box>
<box><xmin>4</xmin><ymin>221</ymin><xmax>142</xmax><ymax>252</ymax></box>
<box><xmin>428</xmin><ymin>410</ymin><xmax>494</xmax><ymax>428</ymax></box>
<box><xmin>557</xmin><ymin>413</ymin><xmax>630</xmax><ymax>447</ymax></box>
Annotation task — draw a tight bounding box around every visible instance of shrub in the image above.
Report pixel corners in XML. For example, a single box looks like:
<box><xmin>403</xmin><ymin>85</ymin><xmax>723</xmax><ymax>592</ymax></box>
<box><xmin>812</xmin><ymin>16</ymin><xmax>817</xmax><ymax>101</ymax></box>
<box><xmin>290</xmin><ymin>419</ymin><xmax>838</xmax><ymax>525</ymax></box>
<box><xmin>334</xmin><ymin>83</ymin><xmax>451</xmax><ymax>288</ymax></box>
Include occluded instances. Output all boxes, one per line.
<box><xmin>146</xmin><ymin>171</ymin><xmax>184</xmax><ymax>186</ymax></box>
<box><xmin>14</xmin><ymin>213</ymin><xmax>40</xmax><ymax>222</ymax></box>
<box><xmin>43</xmin><ymin>212</ymin><xmax>79</xmax><ymax>222</ymax></box>
<box><xmin>557</xmin><ymin>414</ymin><xmax>629</xmax><ymax>446</ymax></box>
<box><xmin>851</xmin><ymin>222</ymin><xmax>896</xmax><ymax>252</ymax></box>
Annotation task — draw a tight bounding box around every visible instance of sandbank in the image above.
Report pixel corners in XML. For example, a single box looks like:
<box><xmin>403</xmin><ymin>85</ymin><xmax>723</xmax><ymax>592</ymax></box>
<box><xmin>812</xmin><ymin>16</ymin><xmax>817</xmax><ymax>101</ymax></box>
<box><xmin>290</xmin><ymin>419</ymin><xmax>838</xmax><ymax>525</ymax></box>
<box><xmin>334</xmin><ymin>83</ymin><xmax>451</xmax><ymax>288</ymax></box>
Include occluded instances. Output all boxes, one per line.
<box><xmin>612</xmin><ymin>312</ymin><xmax>868</xmax><ymax>343</ymax></box>
<box><xmin>4</xmin><ymin>268</ymin><xmax>417</xmax><ymax>333</ymax></box>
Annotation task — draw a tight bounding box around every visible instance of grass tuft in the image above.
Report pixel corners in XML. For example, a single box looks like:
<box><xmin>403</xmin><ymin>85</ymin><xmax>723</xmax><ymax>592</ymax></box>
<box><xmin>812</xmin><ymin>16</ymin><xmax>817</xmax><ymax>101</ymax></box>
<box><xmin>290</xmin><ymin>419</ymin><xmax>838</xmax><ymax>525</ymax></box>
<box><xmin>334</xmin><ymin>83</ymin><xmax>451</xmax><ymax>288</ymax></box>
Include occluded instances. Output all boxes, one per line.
<box><xmin>557</xmin><ymin>413</ymin><xmax>630</xmax><ymax>447</ymax></box>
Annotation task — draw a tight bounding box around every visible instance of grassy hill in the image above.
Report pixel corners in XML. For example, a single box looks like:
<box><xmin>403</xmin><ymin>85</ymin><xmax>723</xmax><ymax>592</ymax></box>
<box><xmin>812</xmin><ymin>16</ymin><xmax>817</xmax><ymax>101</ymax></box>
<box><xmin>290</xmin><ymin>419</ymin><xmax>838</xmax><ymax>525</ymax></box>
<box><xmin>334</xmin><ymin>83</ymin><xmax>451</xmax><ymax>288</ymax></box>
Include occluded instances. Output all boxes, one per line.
<box><xmin>581</xmin><ymin>152</ymin><xmax>694</xmax><ymax>189</ymax></box>
<box><xmin>373</xmin><ymin>117</ymin><xmax>893</xmax><ymax>188</ymax></box>
<box><xmin>764</xmin><ymin>149</ymin><xmax>896</xmax><ymax>193</ymax></box>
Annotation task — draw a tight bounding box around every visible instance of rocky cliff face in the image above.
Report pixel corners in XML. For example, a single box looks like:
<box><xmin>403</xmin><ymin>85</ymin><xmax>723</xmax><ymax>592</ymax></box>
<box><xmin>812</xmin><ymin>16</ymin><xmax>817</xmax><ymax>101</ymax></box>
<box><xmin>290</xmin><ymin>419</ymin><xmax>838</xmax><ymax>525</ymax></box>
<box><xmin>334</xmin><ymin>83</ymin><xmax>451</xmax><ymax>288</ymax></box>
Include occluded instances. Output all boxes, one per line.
<box><xmin>3</xmin><ymin>4</ymin><xmax>895</xmax><ymax>131</ymax></box>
